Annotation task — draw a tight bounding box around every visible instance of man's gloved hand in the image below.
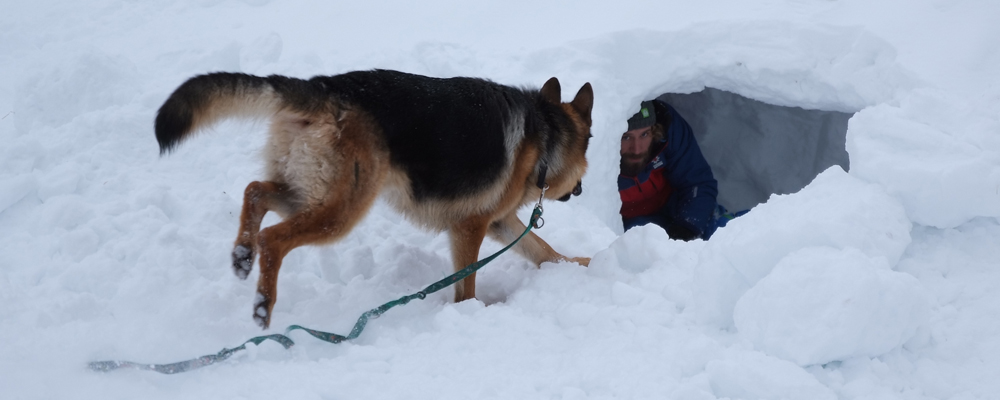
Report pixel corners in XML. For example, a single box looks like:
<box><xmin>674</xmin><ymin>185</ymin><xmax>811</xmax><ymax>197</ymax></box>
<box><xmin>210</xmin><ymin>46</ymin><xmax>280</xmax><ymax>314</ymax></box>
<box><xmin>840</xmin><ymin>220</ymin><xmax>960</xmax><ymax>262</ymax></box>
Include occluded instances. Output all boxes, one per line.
<box><xmin>666</xmin><ymin>223</ymin><xmax>699</xmax><ymax>241</ymax></box>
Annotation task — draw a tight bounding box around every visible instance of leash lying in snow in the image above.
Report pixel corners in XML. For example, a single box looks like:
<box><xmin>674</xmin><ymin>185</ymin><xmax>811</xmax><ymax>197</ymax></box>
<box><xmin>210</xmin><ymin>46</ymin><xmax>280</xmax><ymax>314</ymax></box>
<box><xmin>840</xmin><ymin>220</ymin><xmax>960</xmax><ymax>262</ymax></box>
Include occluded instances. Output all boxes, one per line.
<box><xmin>87</xmin><ymin>334</ymin><xmax>295</xmax><ymax>374</ymax></box>
<box><xmin>89</xmin><ymin>204</ymin><xmax>546</xmax><ymax>374</ymax></box>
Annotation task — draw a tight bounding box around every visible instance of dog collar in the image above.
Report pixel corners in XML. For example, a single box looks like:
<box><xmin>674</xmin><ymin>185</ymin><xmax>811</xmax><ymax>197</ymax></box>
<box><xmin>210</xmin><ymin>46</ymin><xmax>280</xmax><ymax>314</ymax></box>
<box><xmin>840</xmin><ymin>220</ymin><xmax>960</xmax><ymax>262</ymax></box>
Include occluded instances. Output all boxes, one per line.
<box><xmin>536</xmin><ymin>162</ymin><xmax>549</xmax><ymax>190</ymax></box>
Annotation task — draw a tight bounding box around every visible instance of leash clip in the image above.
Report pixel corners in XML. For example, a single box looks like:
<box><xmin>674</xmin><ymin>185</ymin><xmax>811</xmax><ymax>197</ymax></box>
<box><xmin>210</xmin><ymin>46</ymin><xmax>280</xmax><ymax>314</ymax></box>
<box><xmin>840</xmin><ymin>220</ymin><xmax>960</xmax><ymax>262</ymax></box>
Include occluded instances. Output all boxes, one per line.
<box><xmin>536</xmin><ymin>183</ymin><xmax>548</xmax><ymax>210</ymax></box>
<box><xmin>535</xmin><ymin>162</ymin><xmax>549</xmax><ymax>210</ymax></box>
<box><xmin>533</xmin><ymin>161</ymin><xmax>548</xmax><ymax>228</ymax></box>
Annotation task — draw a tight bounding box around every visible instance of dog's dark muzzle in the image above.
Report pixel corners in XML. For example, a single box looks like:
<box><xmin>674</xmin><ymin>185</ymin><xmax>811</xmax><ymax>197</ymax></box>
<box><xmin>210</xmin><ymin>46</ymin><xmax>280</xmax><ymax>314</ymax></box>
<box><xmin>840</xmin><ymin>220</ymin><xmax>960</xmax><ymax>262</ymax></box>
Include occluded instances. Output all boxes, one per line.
<box><xmin>557</xmin><ymin>181</ymin><xmax>583</xmax><ymax>202</ymax></box>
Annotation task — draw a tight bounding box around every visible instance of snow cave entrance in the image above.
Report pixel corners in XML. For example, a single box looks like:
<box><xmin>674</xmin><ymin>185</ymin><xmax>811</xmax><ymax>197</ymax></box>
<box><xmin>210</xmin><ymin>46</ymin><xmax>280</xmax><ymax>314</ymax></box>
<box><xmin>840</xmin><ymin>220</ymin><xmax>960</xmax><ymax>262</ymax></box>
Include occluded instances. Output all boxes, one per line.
<box><xmin>656</xmin><ymin>88</ymin><xmax>855</xmax><ymax>213</ymax></box>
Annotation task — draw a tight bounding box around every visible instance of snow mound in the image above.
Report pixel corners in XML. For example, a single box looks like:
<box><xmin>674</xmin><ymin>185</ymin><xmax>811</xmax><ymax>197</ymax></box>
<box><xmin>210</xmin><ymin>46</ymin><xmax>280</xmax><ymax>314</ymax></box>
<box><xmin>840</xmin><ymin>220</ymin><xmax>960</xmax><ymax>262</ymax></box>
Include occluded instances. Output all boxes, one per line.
<box><xmin>590</xmin><ymin>223</ymin><xmax>677</xmax><ymax>274</ymax></box>
<box><xmin>690</xmin><ymin>167</ymin><xmax>912</xmax><ymax>326</ymax></box>
<box><xmin>733</xmin><ymin>246</ymin><xmax>929</xmax><ymax>366</ymax></box>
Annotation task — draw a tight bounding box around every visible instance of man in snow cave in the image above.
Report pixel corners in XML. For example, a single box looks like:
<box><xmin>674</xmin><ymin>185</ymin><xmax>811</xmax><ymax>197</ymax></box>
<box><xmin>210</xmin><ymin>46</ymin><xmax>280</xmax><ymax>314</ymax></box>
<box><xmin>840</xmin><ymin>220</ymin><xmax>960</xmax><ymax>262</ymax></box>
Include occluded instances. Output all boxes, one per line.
<box><xmin>618</xmin><ymin>99</ymin><xmax>737</xmax><ymax>241</ymax></box>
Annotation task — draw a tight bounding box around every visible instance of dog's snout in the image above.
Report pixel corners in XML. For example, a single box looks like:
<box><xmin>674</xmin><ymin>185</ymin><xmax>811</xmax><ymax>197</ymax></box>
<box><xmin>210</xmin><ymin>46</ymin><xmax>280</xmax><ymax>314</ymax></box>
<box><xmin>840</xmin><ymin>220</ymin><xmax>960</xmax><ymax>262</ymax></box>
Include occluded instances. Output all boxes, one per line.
<box><xmin>557</xmin><ymin>181</ymin><xmax>583</xmax><ymax>202</ymax></box>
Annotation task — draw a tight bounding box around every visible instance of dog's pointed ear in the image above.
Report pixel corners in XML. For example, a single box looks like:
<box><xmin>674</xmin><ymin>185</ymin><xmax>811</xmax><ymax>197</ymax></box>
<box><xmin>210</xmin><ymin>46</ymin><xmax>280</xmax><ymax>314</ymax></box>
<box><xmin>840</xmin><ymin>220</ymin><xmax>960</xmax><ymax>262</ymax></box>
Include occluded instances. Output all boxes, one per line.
<box><xmin>571</xmin><ymin>82</ymin><xmax>594</xmax><ymax>125</ymax></box>
<box><xmin>540</xmin><ymin>77</ymin><xmax>561</xmax><ymax>104</ymax></box>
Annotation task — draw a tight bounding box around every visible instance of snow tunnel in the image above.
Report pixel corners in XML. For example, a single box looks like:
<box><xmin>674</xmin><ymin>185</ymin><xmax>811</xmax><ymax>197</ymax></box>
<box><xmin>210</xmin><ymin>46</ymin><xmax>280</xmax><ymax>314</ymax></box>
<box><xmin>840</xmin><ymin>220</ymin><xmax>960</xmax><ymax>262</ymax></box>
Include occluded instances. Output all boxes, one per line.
<box><xmin>656</xmin><ymin>88</ymin><xmax>855</xmax><ymax>213</ymax></box>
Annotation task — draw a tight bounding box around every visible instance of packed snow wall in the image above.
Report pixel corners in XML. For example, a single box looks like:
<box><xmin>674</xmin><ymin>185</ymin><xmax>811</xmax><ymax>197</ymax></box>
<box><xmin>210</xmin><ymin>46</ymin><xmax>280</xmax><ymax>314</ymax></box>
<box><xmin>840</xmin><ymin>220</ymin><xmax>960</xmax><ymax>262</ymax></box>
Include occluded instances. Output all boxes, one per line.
<box><xmin>657</xmin><ymin>88</ymin><xmax>854</xmax><ymax>213</ymax></box>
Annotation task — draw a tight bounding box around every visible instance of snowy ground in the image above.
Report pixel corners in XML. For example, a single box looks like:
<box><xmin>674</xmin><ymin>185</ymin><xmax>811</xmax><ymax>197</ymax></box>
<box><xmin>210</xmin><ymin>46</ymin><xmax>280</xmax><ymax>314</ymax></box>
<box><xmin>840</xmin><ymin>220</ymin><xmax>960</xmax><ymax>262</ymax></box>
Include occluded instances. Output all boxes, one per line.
<box><xmin>2</xmin><ymin>1</ymin><xmax>999</xmax><ymax>399</ymax></box>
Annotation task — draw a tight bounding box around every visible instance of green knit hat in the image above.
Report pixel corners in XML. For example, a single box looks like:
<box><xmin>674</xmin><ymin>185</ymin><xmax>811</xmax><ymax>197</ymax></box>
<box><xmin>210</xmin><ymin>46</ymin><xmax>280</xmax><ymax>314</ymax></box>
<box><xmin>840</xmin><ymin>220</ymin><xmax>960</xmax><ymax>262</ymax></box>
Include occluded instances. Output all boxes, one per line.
<box><xmin>627</xmin><ymin>100</ymin><xmax>656</xmax><ymax>131</ymax></box>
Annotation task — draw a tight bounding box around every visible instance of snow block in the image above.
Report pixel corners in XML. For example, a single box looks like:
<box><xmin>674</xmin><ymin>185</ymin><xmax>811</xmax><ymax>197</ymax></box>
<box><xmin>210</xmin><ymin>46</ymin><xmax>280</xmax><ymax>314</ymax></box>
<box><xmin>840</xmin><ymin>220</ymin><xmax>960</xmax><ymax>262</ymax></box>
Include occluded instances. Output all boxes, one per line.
<box><xmin>689</xmin><ymin>167</ymin><xmax>912</xmax><ymax>326</ymax></box>
<box><xmin>589</xmin><ymin>224</ymin><xmax>675</xmax><ymax>275</ymax></box>
<box><xmin>847</xmin><ymin>89</ymin><xmax>1000</xmax><ymax>228</ymax></box>
<box><xmin>733</xmin><ymin>246</ymin><xmax>929</xmax><ymax>366</ymax></box>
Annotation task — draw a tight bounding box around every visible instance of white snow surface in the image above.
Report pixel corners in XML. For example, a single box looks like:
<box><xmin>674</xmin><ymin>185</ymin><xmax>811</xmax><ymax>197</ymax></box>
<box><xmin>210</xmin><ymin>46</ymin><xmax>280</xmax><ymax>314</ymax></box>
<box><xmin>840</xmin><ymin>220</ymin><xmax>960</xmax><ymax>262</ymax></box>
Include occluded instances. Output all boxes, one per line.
<box><xmin>2</xmin><ymin>1</ymin><xmax>1000</xmax><ymax>399</ymax></box>
<box><xmin>733</xmin><ymin>246</ymin><xmax>929</xmax><ymax>367</ymax></box>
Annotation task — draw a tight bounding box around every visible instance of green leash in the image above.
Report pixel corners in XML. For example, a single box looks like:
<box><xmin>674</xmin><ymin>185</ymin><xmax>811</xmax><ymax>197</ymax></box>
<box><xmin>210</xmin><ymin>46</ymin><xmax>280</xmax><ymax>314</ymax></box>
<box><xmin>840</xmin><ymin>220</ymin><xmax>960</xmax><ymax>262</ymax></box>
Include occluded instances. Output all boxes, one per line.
<box><xmin>89</xmin><ymin>205</ymin><xmax>545</xmax><ymax>374</ymax></box>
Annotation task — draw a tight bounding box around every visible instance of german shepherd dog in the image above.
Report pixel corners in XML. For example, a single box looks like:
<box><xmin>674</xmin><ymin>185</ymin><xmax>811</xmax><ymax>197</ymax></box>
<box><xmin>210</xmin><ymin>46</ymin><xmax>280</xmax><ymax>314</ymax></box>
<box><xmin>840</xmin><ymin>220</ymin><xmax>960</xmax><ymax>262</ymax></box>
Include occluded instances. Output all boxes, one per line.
<box><xmin>155</xmin><ymin>69</ymin><xmax>593</xmax><ymax>329</ymax></box>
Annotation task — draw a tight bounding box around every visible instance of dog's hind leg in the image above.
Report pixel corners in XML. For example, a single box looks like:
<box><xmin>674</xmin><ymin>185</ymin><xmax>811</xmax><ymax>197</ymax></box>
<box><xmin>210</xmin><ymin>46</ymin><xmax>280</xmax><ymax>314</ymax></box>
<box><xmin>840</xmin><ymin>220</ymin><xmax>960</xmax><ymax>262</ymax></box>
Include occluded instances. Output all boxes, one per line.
<box><xmin>232</xmin><ymin>181</ymin><xmax>296</xmax><ymax>280</ymax></box>
<box><xmin>250</xmin><ymin>142</ymin><xmax>387</xmax><ymax>328</ymax></box>
<box><xmin>251</xmin><ymin>179</ymin><xmax>381</xmax><ymax>328</ymax></box>
<box><xmin>488</xmin><ymin>211</ymin><xmax>590</xmax><ymax>267</ymax></box>
<box><xmin>449</xmin><ymin>216</ymin><xmax>492</xmax><ymax>302</ymax></box>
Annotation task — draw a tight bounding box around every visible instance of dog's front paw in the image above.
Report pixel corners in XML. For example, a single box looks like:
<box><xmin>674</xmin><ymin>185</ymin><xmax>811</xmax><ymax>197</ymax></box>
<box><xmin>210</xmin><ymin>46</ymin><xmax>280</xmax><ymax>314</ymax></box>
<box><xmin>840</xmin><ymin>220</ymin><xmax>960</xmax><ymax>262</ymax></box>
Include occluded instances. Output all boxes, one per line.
<box><xmin>232</xmin><ymin>245</ymin><xmax>254</xmax><ymax>279</ymax></box>
<box><xmin>569</xmin><ymin>256</ymin><xmax>591</xmax><ymax>267</ymax></box>
<box><xmin>253</xmin><ymin>292</ymin><xmax>272</xmax><ymax>329</ymax></box>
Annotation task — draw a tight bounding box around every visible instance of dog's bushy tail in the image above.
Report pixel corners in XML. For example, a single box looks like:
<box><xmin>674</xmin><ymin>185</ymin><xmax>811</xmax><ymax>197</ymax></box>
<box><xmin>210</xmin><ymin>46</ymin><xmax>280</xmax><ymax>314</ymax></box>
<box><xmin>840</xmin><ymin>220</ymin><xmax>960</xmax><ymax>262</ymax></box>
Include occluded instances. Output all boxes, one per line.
<box><xmin>155</xmin><ymin>73</ymin><xmax>291</xmax><ymax>155</ymax></box>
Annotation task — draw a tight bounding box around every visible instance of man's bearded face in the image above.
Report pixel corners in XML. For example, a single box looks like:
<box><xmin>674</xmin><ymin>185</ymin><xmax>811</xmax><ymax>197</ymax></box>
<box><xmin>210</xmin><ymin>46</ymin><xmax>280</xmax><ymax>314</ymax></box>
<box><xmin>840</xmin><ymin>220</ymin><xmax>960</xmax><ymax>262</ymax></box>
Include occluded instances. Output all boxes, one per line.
<box><xmin>620</xmin><ymin>126</ymin><xmax>655</xmax><ymax>176</ymax></box>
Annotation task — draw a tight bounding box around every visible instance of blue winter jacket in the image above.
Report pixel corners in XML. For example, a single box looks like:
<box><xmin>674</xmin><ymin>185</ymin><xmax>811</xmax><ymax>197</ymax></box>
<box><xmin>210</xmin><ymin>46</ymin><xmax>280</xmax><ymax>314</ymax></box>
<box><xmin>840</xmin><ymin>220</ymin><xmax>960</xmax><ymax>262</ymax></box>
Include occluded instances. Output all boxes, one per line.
<box><xmin>618</xmin><ymin>101</ymin><xmax>720</xmax><ymax>240</ymax></box>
